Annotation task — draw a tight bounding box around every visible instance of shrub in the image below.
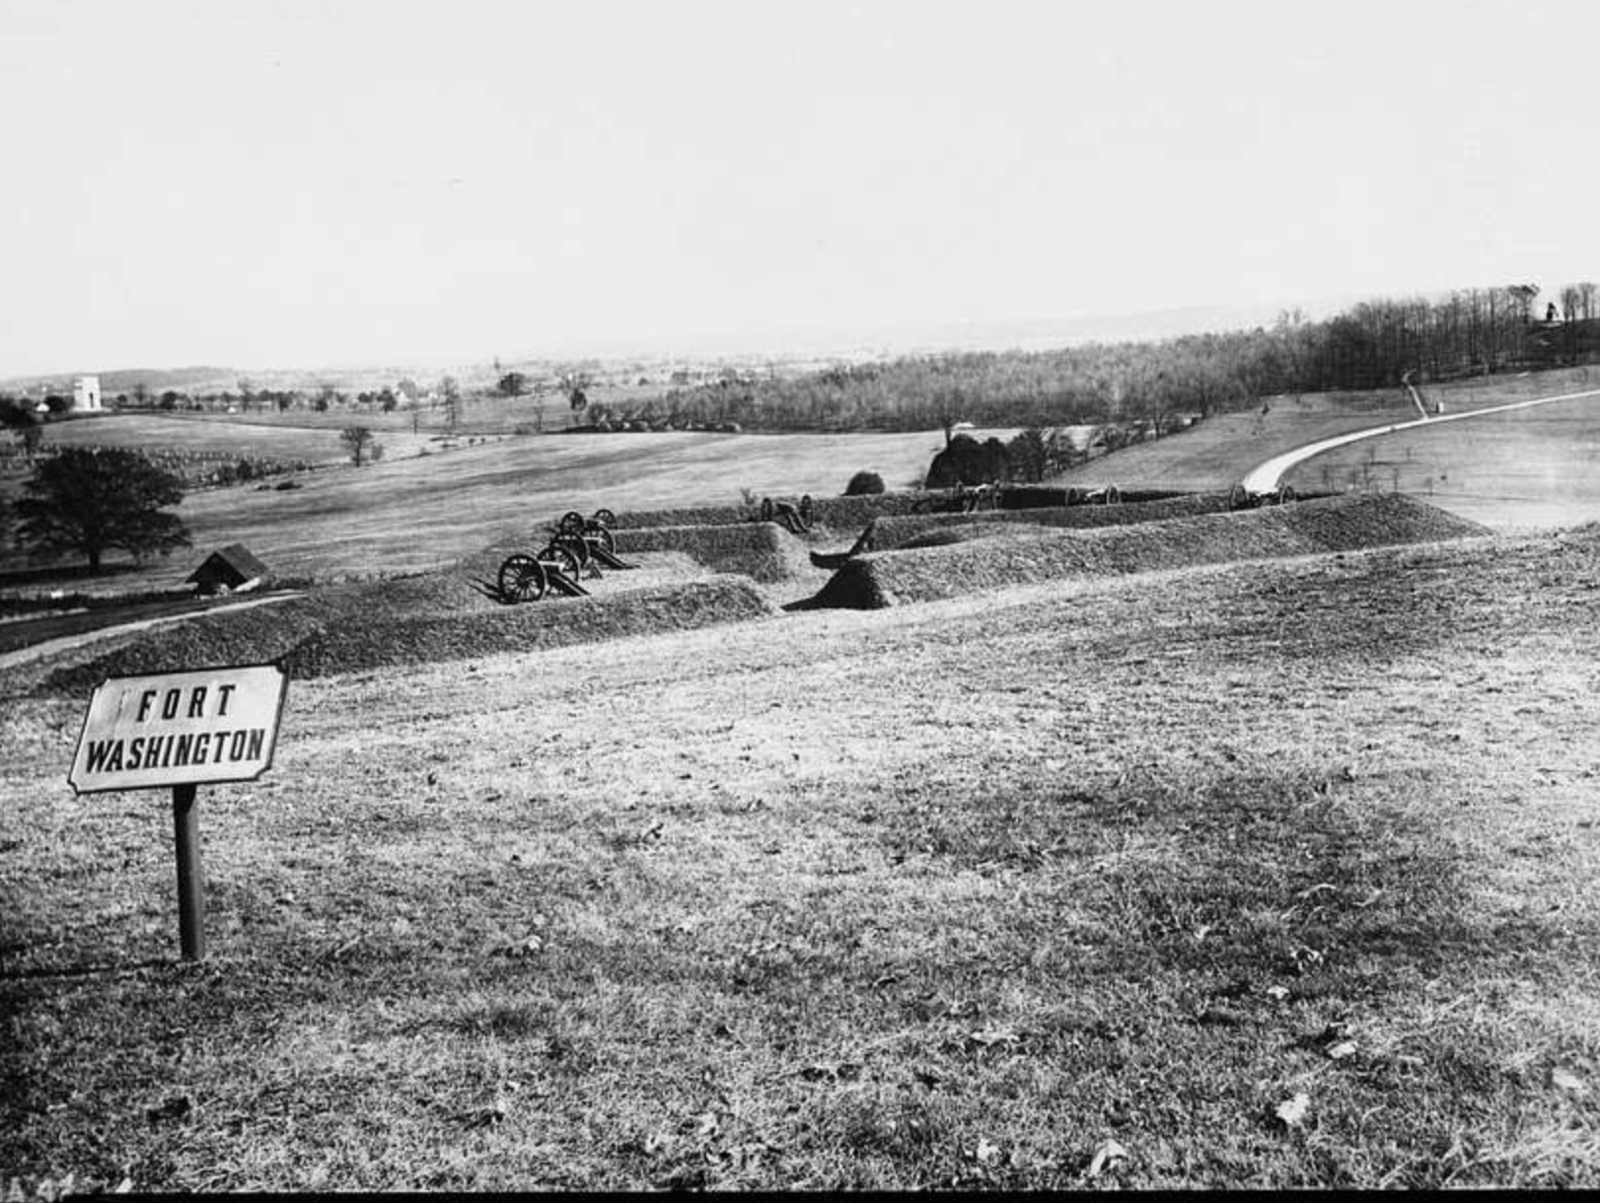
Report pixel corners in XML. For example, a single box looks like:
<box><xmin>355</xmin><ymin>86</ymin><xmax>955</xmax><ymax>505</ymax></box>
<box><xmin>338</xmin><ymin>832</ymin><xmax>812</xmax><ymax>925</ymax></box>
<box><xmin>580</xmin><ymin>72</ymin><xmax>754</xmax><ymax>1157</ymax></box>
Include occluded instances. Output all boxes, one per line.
<box><xmin>844</xmin><ymin>470</ymin><xmax>885</xmax><ymax>496</ymax></box>
<box><xmin>925</xmin><ymin>434</ymin><xmax>1011</xmax><ymax>488</ymax></box>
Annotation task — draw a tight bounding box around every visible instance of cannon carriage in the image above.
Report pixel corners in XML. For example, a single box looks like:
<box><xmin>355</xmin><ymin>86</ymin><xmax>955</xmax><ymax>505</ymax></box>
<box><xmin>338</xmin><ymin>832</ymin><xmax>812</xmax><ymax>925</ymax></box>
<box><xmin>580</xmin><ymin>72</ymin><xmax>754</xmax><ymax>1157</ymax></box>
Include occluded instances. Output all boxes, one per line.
<box><xmin>1065</xmin><ymin>484</ymin><xmax>1121</xmax><ymax>507</ymax></box>
<box><xmin>492</xmin><ymin>509</ymin><xmax>634</xmax><ymax>604</ymax></box>
<box><xmin>758</xmin><ymin>494</ymin><xmax>814</xmax><ymax>533</ymax></box>
<box><xmin>1227</xmin><ymin>483</ymin><xmax>1298</xmax><ymax>511</ymax></box>
<box><xmin>910</xmin><ymin>482</ymin><xmax>1001</xmax><ymax>514</ymax></box>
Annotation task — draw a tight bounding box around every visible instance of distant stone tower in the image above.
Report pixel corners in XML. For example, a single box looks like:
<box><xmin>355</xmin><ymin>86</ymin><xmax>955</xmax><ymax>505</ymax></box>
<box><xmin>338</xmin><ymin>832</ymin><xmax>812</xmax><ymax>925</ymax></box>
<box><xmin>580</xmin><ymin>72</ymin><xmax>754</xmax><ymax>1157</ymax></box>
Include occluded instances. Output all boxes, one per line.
<box><xmin>72</xmin><ymin>375</ymin><xmax>102</xmax><ymax>412</ymax></box>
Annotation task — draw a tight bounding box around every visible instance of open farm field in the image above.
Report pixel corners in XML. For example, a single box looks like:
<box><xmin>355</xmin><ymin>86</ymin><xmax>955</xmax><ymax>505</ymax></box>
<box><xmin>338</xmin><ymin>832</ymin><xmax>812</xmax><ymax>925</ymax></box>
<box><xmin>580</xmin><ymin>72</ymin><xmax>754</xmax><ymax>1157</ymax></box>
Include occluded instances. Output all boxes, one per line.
<box><xmin>1054</xmin><ymin>365</ymin><xmax>1600</xmax><ymax>532</ymax></box>
<box><xmin>146</xmin><ymin>400</ymin><xmax>548</xmax><ymax>440</ymax></box>
<box><xmin>1</xmin><ymin>427</ymin><xmax>1017</xmax><ymax>595</ymax></box>
<box><xmin>8</xmin><ymin>414</ymin><xmax>365</xmax><ymax>467</ymax></box>
<box><xmin>2</xmin><ymin>512</ymin><xmax>1598</xmax><ymax>1190</ymax></box>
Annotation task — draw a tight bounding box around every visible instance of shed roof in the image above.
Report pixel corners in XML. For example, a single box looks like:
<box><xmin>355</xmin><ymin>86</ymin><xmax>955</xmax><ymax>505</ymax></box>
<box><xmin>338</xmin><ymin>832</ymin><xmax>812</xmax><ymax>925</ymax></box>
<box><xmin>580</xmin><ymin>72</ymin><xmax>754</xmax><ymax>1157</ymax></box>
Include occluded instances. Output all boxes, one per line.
<box><xmin>186</xmin><ymin>542</ymin><xmax>269</xmax><ymax>584</ymax></box>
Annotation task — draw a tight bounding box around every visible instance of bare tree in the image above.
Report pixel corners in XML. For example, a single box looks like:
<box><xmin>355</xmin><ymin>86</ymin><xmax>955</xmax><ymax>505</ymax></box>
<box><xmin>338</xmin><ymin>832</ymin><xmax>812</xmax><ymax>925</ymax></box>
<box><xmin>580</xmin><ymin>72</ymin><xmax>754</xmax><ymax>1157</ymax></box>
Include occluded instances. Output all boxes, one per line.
<box><xmin>439</xmin><ymin>376</ymin><xmax>460</xmax><ymax>433</ymax></box>
<box><xmin>340</xmin><ymin>426</ymin><xmax>382</xmax><ymax>466</ymax></box>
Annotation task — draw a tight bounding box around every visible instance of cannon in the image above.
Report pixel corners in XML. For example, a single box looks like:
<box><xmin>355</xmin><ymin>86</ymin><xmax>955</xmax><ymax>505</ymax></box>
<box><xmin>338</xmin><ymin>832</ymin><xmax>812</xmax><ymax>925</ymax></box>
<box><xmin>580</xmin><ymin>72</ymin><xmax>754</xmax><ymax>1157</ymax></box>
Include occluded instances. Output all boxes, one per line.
<box><xmin>1228</xmin><ymin>482</ymin><xmax>1298</xmax><ymax>510</ymax></box>
<box><xmin>910</xmin><ymin>482</ymin><xmax>1001</xmax><ymax>514</ymax></box>
<box><xmin>496</xmin><ymin>542</ymin><xmax>585</xmax><ymax>603</ymax></box>
<box><xmin>552</xmin><ymin>508</ymin><xmax>635</xmax><ymax>571</ymax></box>
<box><xmin>1065</xmin><ymin>485</ymin><xmax>1121</xmax><ymax>506</ymax></box>
<box><xmin>758</xmin><ymin>494</ymin><xmax>813</xmax><ymax>533</ymax></box>
<box><xmin>491</xmin><ymin>509</ymin><xmax>633</xmax><ymax>604</ymax></box>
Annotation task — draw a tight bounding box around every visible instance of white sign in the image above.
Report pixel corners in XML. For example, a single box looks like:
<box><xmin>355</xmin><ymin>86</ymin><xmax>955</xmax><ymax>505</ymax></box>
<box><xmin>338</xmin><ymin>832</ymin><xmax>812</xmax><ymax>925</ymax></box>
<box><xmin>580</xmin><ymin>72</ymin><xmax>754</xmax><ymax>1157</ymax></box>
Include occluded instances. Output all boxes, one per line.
<box><xmin>68</xmin><ymin>664</ymin><xmax>288</xmax><ymax>794</ymax></box>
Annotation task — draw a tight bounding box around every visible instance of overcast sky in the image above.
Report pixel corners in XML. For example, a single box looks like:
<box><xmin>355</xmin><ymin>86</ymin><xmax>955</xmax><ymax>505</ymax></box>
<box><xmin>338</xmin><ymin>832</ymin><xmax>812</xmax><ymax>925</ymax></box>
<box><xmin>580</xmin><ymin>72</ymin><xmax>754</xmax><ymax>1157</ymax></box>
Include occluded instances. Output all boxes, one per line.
<box><xmin>2</xmin><ymin>0</ymin><xmax>1595</xmax><ymax>375</ymax></box>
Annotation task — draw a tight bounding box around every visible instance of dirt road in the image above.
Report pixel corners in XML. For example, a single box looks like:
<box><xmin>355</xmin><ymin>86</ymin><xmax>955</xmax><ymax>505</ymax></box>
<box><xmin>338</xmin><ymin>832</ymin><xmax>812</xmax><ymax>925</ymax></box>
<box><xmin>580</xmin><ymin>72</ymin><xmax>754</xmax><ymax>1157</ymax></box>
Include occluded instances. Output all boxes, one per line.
<box><xmin>1239</xmin><ymin>384</ymin><xmax>1600</xmax><ymax>492</ymax></box>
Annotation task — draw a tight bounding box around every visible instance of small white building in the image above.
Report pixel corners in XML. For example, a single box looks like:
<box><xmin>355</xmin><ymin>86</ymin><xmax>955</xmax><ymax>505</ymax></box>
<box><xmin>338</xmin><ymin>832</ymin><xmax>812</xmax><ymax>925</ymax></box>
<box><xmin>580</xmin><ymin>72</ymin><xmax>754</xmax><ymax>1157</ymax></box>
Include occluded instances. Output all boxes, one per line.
<box><xmin>73</xmin><ymin>375</ymin><xmax>103</xmax><ymax>412</ymax></box>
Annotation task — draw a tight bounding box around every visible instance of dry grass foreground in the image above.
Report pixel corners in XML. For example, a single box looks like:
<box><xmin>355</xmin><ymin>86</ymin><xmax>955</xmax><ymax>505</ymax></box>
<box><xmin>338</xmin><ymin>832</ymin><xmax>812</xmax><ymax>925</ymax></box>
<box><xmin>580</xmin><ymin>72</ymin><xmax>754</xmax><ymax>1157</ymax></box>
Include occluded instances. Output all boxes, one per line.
<box><xmin>3</xmin><ymin>508</ymin><xmax>1599</xmax><ymax>1190</ymax></box>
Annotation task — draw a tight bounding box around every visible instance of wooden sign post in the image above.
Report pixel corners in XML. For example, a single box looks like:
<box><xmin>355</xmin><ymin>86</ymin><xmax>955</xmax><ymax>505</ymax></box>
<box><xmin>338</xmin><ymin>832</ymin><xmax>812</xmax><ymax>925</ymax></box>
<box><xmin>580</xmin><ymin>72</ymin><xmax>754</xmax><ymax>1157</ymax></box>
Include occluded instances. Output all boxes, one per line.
<box><xmin>68</xmin><ymin>663</ymin><xmax>289</xmax><ymax>962</ymax></box>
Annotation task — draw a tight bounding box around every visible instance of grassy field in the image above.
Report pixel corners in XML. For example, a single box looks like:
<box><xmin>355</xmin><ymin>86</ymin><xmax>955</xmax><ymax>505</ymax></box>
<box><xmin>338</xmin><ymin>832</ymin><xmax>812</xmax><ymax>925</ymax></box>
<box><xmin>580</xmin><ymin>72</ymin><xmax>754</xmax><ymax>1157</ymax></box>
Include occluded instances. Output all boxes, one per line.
<box><xmin>5</xmin><ymin>412</ymin><xmax>461</xmax><ymax>470</ymax></box>
<box><xmin>8</xmin><ymin>364</ymin><xmax>1600</xmax><ymax>596</ymax></box>
<box><xmin>2</xmin><ymin>514</ymin><xmax>1597</xmax><ymax>1190</ymax></box>
<box><xmin>1281</xmin><ymin>391</ymin><xmax>1600</xmax><ymax>532</ymax></box>
<box><xmin>1054</xmin><ymin>364</ymin><xmax>1600</xmax><ymax>532</ymax></box>
<box><xmin>2</xmin><ymin>427</ymin><xmax>1018</xmax><ymax>594</ymax></box>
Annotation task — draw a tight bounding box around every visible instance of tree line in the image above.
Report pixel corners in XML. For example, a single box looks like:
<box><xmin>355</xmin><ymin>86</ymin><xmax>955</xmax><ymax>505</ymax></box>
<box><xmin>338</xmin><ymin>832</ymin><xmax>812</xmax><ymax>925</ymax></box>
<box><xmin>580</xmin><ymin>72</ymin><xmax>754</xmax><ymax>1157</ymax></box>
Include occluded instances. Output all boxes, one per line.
<box><xmin>644</xmin><ymin>281</ymin><xmax>1600</xmax><ymax>432</ymax></box>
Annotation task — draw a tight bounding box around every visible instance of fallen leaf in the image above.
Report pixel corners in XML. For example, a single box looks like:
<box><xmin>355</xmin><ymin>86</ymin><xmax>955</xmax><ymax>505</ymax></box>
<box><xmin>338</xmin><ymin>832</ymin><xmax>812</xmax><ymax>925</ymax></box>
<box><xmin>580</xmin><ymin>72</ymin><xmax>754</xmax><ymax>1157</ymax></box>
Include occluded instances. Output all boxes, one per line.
<box><xmin>799</xmin><ymin>1061</ymin><xmax>862</xmax><ymax>1083</ymax></box>
<box><xmin>1265</xmin><ymin>985</ymin><xmax>1291</xmax><ymax>1002</ymax></box>
<box><xmin>490</xmin><ymin>933</ymin><xmax>543</xmax><ymax>958</ymax></box>
<box><xmin>1275</xmin><ymin>1092</ymin><xmax>1310</xmax><ymax>1128</ymax></box>
<box><xmin>145</xmin><ymin>1095</ymin><xmax>191</xmax><ymax>1123</ymax></box>
<box><xmin>975</xmin><ymin>1137</ymin><xmax>1002</xmax><ymax>1165</ymax></box>
<box><xmin>459</xmin><ymin>1100</ymin><xmax>507</xmax><ymax>1128</ymax></box>
<box><xmin>1549</xmin><ymin>1066</ymin><xmax>1587</xmax><ymax>1095</ymax></box>
<box><xmin>970</xmin><ymin>1025</ymin><xmax>1022</xmax><ymax>1048</ymax></box>
<box><xmin>1326</xmin><ymin>1040</ymin><xmax>1358</xmax><ymax>1061</ymax></box>
<box><xmin>644</xmin><ymin>1131</ymin><xmax>674</xmax><ymax>1156</ymax></box>
<box><xmin>1087</xmin><ymin>1137</ymin><xmax>1128</xmax><ymax>1178</ymax></box>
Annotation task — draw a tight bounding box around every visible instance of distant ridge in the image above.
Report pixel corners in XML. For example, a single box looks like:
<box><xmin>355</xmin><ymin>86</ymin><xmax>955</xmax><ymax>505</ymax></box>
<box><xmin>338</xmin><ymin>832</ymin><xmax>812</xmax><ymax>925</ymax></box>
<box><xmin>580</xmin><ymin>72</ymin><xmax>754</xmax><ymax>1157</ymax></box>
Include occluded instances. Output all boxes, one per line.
<box><xmin>0</xmin><ymin>292</ymin><xmax>1366</xmax><ymax>389</ymax></box>
<box><xmin>0</xmin><ymin>365</ymin><xmax>237</xmax><ymax>394</ymax></box>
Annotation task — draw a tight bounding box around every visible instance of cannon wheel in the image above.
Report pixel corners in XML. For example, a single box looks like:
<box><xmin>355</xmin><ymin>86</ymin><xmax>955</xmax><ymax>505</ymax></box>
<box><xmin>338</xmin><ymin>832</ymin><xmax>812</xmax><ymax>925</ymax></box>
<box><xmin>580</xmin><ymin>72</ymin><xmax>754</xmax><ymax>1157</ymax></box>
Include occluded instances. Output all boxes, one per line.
<box><xmin>588</xmin><ymin>524</ymin><xmax>616</xmax><ymax>555</ymax></box>
<box><xmin>1101</xmin><ymin>484</ymin><xmax>1121</xmax><ymax>506</ymax></box>
<box><xmin>541</xmin><ymin>541</ymin><xmax>581</xmax><ymax>580</ymax></box>
<box><xmin>554</xmin><ymin>533</ymin><xmax>590</xmax><ymax>571</ymax></box>
<box><xmin>760</xmin><ymin>496</ymin><xmax>774</xmax><ymax>523</ymax></box>
<box><xmin>799</xmin><ymin>494</ymin><xmax>814</xmax><ymax>525</ymax></box>
<box><xmin>558</xmin><ymin>511</ymin><xmax>586</xmax><ymax>537</ymax></box>
<box><xmin>498</xmin><ymin>554</ymin><xmax>547</xmax><ymax>603</ymax></box>
<box><xmin>1278</xmin><ymin>484</ymin><xmax>1297</xmax><ymax>504</ymax></box>
<box><xmin>592</xmin><ymin>507</ymin><xmax>617</xmax><ymax>528</ymax></box>
<box><xmin>1066</xmin><ymin>486</ymin><xmax>1082</xmax><ymax>507</ymax></box>
<box><xmin>1228</xmin><ymin>483</ymin><xmax>1250</xmax><ymax>511</ymax></box>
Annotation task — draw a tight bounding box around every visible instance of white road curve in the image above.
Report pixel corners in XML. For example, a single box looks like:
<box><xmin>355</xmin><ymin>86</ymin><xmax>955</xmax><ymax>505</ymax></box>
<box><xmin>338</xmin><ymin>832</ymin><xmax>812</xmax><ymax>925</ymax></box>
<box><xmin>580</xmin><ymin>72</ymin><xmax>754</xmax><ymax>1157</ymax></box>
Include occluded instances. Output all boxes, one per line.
<box><xmin>1238</xmin><ymin>385</ymin><xmax>1600</xmax><ymax>494</ymax></box>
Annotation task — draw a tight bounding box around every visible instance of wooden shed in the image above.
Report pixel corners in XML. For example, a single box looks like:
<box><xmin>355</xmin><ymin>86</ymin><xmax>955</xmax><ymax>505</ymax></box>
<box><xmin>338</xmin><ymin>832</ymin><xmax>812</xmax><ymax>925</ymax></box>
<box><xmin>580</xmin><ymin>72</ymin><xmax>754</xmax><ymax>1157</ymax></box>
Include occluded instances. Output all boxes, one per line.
<box><xmin>187</xmin><ymin>543</ymin><xmax>269</xmax><ymax>595</ymax></box>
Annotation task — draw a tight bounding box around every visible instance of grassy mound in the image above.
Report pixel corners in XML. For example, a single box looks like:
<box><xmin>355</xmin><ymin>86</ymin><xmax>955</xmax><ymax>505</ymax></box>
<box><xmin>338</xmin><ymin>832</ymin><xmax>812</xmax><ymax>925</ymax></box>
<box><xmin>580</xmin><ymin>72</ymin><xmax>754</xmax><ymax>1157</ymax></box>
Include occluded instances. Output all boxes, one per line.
<box><xmin>281</xmin><ymin>578</ymin><xmax>772</xmax><ymax>677</ymax></box>
<box><xmin>862</xmin><ymin>492</ymin><xmax>1235</xmax><ymax>553</ymax></box>
<box><xmin>32</xmin><ymin>577</ymin><xmax>772</xmax><ymax>695</ymax></box>
<box><xmin>611</xmin><ymin>522</ymin><xmax>810</xmax><ymax>581</ymax></box>
<box><xmin>811</xmin><ymin>493</ymin><xmax>1489</xmax><ymax>609</ymax></box>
